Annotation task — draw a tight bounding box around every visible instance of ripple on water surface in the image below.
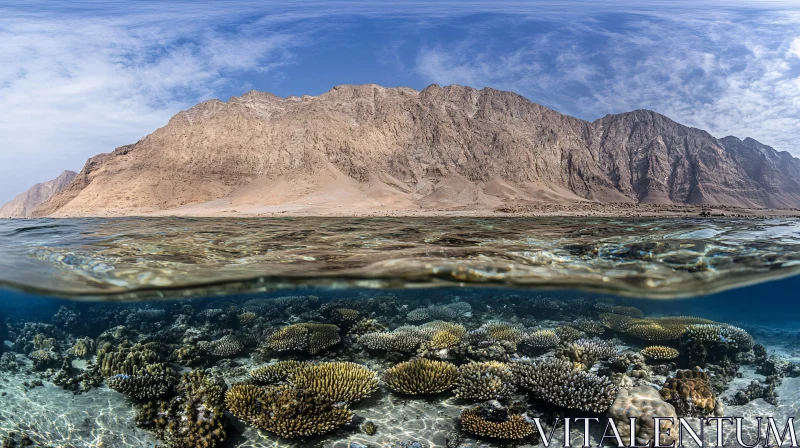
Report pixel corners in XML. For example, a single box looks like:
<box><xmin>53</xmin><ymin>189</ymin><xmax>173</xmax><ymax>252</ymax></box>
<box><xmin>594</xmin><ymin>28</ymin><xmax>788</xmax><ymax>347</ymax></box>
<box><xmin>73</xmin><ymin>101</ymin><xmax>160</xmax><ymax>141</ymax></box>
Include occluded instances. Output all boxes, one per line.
<box><xmin>0</xmin><ymin>217</ymin><xmax>798</xmax><ymax>300</ymax></box>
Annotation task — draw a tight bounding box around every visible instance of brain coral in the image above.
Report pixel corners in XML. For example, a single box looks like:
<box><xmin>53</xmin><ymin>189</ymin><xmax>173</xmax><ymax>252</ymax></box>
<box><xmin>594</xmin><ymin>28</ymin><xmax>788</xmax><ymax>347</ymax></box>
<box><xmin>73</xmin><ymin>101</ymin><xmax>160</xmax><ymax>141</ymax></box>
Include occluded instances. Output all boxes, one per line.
<box><xmin>659</xmin><ymin>369</ymin><xmax>717</xmax><ymax>417</ymax></box>
<box><xmin>608</xmin><ymin>386</ymin><xmax>678</xmax><ymax>447</ymax></box>
<box><xmin>382</xmin><ymin>358</ymin><xmax>458</xmax><ymax>395</ymax></box>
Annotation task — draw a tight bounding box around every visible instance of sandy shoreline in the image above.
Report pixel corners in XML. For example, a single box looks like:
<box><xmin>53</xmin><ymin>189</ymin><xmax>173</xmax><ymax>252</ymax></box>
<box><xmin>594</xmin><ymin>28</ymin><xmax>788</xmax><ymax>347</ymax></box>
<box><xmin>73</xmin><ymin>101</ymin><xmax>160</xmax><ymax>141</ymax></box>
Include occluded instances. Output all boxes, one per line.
<box><xmin>32</xmin><ymin>202</ymin><xmax>800</xmax><ymax>219</ymax></box>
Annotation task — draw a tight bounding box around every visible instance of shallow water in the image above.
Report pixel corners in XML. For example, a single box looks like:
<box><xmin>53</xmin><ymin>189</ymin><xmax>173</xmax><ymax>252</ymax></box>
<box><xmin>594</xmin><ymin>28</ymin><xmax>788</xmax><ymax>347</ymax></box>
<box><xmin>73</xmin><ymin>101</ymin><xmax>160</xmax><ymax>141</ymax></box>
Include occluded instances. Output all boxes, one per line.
<box><xmin>0</xmin><ymin>217</ymin><xmax>799</xmax><ymax>447</ymax></box>
<box><xmin>1</xmin><ymin>217</ymin><xmax>799</xmax><ymax>299</ymax></box>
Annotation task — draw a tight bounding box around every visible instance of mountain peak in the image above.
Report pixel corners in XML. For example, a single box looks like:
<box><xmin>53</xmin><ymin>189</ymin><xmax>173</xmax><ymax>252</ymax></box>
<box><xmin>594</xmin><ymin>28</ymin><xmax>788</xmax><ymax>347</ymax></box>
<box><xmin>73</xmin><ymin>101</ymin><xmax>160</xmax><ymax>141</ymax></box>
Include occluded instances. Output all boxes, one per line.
<box><xmin>23</xmin><ymin>83</ymin><xmax>800</xmax><ymax>217</ymax></box>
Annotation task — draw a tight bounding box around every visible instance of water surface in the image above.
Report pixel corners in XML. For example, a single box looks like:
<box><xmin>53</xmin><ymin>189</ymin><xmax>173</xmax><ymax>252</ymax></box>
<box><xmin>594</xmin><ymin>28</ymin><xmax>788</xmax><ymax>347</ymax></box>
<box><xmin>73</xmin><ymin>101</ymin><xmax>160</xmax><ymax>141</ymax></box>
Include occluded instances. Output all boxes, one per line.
<box><xmin>0</xmin><ymin>217</ymin><xmax>798</xmax><ymax>300</ymax></box>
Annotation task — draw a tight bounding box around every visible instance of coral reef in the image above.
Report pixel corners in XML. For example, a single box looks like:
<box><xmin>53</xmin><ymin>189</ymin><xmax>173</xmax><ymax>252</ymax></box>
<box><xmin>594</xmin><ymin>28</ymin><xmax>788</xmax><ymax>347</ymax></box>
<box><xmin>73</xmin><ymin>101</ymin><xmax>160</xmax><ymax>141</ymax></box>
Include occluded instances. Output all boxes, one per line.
<box><xmin>453</xmin><ymin>361</ymin><xmax>516</xmax><ymax>400</ymax></box>
<box><xmin>266</xmin><ymin>323</ymin><xmax>341</xmax><ymax>355</ymax></box>
<box><xmin>554</xmin><ymin>326</ymin><xmax>585</xmax><ymax>342</ymax></box>
<box><xmin>69</xmin><ymin>337</ymin><xmax>94</xmax><ymax>359</ymax></box>
<box><xmin>288</xmin><ymin>361</ymin><xmax>378</xmax><ymax>403</ymax></box>
<box><xmin>683</xmin><ymin>324</ymin><xmax>754</xmax><ymax>350</ymax></box>
<box><xmin>225</xmin><ymin>384</ymin><xmax>353</xmax><ymax>438</ymax></box>
<box><xmin>383</xmin><ymin>358</ymin><xmax>458</xmax><ymax>395</ymax></box>
<box><xmin>523</xmin><ymin>329</ymin><xmax>560</xmax><ymax>348</ymax></box>
<box><xmin>359</xmin><ymin>331</ymin><xmax>420</xmax><ymax>352</ymax></box>
<box><xmin>641</xmin><ymin>345</ymin><xmax>679</xmax><ymax>360</ymax></box>
<box><xmin>512</xmin><ymin>358</ymin><xmax>618</xmax><ymax>413</ymax></box>
<box><xmin>0</xmin><ymin>289</ymin><xmax>782</xmax><ymax>447</ymax></box>
<box><xmin>135</xmin><ymin>370</ymin><xmax>228</xmax><ymax>447</ymax></box>
<box><xmin>250</xmin><ymin>360</ymin><xmax>308</xmax><ymax>384</ymax></box>
<box><xmin>108</xmin><ymin>373</ymin><xmax>176</xmax><ymax>400</ymax></box>
<box><xmin>659</xmin><ymin>369</ymin><xmax>718</xmax><ymax>417</ymax></box>
<box><xmin>556</xmin><ymin>337</ymin><xmax>616</xmax><ymax>369</ymax></box>
<box><xmin>459</xmin><ymin>401</ymin><xmax>537</xmax><ymax>440</ymax></box>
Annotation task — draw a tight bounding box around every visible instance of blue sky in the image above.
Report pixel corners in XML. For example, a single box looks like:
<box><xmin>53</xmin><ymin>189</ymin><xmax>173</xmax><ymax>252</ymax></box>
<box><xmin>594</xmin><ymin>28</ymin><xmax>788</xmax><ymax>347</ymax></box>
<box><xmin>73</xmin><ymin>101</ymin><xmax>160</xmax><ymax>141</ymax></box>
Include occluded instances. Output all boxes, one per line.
<box><xmin>2</xmin><ymin>0</ymin><xmax>800</xmax><ymax>203</ymax></box>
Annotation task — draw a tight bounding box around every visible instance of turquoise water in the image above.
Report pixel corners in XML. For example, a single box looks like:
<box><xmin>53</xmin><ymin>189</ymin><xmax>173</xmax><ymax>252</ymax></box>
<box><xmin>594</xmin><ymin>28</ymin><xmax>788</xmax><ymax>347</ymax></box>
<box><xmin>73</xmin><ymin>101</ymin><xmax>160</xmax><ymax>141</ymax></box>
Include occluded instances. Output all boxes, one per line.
<box><xmin>0</xmin><ymin>217</ymin><xmax>799</xmax><ymax>447</ymax></box>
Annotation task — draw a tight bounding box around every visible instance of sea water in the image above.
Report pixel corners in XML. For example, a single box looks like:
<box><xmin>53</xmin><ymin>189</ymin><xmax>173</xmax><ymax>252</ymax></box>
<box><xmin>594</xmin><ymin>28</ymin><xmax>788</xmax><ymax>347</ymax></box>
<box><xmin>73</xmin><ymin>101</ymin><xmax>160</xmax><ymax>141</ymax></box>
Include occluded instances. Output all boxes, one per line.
<box><xmin>0</xmin><ymin>217</ymin><xmax>798</xmax><ymax>447</ymax></box>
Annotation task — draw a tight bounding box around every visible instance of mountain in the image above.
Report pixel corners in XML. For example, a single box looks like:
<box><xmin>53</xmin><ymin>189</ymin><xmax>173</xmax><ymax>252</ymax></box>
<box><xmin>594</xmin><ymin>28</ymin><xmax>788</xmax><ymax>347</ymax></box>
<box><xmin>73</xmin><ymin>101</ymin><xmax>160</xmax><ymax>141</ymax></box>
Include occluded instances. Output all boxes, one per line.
<box><xmin>29</xmin><ymin>84</ymin><xmax>800</xmax><ymax>217</ymax></box>
<box><xmin>0</xmin><ymin>170</ymin><xmax>77</xmax><ymax>218</ymax></box>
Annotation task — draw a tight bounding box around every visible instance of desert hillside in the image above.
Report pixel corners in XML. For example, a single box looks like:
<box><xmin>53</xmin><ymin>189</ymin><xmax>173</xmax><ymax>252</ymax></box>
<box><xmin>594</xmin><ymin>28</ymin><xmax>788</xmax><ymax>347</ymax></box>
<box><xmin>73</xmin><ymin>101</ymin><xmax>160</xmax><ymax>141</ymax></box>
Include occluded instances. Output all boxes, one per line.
<box><xmin>0</xmin><ymin>170</ymin><xmax>76</xmax><ymax>218</ymax></box>
<box><xmin>18</xmin><ymin>84</ymin><xmax>800</xmax><ymax>217</ymax></box>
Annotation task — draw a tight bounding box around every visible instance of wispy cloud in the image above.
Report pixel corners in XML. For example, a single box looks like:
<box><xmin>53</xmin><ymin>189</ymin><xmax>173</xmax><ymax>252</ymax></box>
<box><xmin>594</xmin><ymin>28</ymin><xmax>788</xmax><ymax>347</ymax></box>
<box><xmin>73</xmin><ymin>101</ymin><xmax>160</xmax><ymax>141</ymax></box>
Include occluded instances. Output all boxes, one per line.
<box><xmin>415</xmin><ymin>8</ymin><xmax>800</xmax><ymax>156</ymax></box>
<box><xmin>0</xmin><ymin>2</ymin><xmax>314</xmax><ymax>203</ymax></box>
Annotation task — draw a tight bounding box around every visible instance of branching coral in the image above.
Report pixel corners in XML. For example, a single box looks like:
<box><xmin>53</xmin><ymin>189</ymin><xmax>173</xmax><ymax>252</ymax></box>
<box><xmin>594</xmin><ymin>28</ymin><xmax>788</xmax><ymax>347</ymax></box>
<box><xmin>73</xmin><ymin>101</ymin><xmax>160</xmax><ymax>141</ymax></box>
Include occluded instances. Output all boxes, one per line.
<box><xmin>382</xmin><ymin>358</ymin><xmax>458</xmax><ymax>395</ymax></box>
<box><xmin>477</xmin><ymin>322</ymin><xmax>527</xmax><ymax>344</ymax></box>
<box><xmin>96</xmin><ymin>342</ymin><xmax>168</xmax><ymax>377</ymax></box>
<box><xmin>683</xmin><ymin>324</ymin><xmax>754</xmax><ymax>351</ymax></box>
<box><xmin>136</xmin><ymin>370</ymin><xmax>228</xmax><ymax>448</ymax></box>
<box><xmin>523</xmin><ymin>330</ymin><xmax>560</xmax><ymax>348</ymax></box>
<box><xmin>347</xmin><ymin>319</ymin><xmax>386</xmax><ymax>337</ymax></box>
<box><xmin>460</xmin><ymin>401</ymin><xmax>537</xmax><ymax>440</ymax></box>
<box><xmin>641</xmin><ymin>346</ymin><xmax>680</xmax><ymax>360</ymax></box>
<box><xmin>512</xmin><ymin>358</ymin><xmax>618</xmax><ymax>413</ymax></box>
<box><xmin>200</xmin><ymin>334</ymin><xmax>246</xmax><ymax>357</ymax></box>
<box><xmin>358</xmin><ymin>331</ymin><xmax>421</xmax><ymax>352</ymax></box>
<box><xmin>288</xmin><ymin>361</ymin><xmax>378</xmax><ymax>403</ymax></box>
<box><xmin>250</xmin><ymin>360</ymin><xmax>308</xmax><ymax>384</ymax></box>
<box><xmin>330</xmin><ymin>308</ymin><xmax>361</xmax><ymax>323</ymax></box>
<box><xmin>225</xmin><ymin>384</ymin><xmax>353</xmax><ymax>438</ymax></box>
<box><xmin>454</xmin><ymin>361</ymin><xmax>516</xmax><ymax>400</ymax></box>
<box><xmin>601</xmin><ymin>314</ymin><xmax>716</xmax><ymax>341</ymax></box>
<box><xmin>108</xmin><ymin>373</ymin><xmax>176</xmax><ymax>400</ymax></box>
<box><xmin>610</xmin><ymin>306</ymin><xmax>644</xmax><ymax>317</ymax></box>
<box><xmin>554</xmin><ymin>326</ymin><xmax>585</xmax><ymax>342</ymax></box>
<box><xmin>266</xmin><ymin>323</ymin><xmax>341</xmax><ymax>355</ymax></box>
<box><xmin>572</xmin><ymin>319</ymin><xmax>606</xmax><ymax>335</ymax></box>
<box><xmin>238</xmin><ymin>312</ymin><xmax>257</xmax><ymax>325</ymax></box>
<box><xmin>557</xmin><ymin>337</ymin><xmax>617</xmax><ymax>369</ymax></box>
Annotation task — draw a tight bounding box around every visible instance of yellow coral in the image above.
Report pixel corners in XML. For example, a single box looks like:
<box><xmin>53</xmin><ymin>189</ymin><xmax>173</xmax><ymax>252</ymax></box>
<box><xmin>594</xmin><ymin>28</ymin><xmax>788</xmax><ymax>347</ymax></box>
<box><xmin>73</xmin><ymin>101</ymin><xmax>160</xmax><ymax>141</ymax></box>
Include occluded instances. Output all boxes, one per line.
<box><xmin>288</xmin><ymin>361</ymin><xmax>378</xmax><ymax>403</ymax></box>
<box><xmin>460</xmin><ymin>405</ymin><xmax>536</xmax><ymax>439</ymax></box>
<box><xmin>382</xmin><ymin>358</ymin><xmax>458</xmax><ymax>395</ymax></box>
<box><xmin>641</xmin><ymin>346</ymin><xmax>680</xmax><ymax>360</ymax></box>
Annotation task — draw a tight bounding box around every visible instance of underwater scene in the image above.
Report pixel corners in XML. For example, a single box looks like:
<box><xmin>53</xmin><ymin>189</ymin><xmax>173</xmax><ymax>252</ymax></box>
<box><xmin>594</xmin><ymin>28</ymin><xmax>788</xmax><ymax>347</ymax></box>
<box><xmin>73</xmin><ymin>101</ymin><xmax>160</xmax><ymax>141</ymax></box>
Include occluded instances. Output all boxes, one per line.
<box><xmin>1</xmin><ymin>217</ymin><xmax>800</xmax><ymax>448</ymax></box>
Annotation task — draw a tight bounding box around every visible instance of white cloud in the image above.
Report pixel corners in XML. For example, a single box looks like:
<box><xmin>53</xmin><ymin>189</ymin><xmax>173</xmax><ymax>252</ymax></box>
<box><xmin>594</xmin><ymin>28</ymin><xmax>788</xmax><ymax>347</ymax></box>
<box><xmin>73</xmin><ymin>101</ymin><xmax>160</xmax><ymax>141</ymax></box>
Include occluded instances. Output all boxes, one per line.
<box><xmin>415</xmin><ymin>9</ymin><xmax>800</xmax><ymax>157</ymax></box>
<box><xmin>0</xmin><ymin>4</ymin><xmax>306</xmax><ymax>203</ymax></box>
<box><xmin>789</xmin><ymin>38</ymin><xmax>800</xmax><ymax>58</ymax></box>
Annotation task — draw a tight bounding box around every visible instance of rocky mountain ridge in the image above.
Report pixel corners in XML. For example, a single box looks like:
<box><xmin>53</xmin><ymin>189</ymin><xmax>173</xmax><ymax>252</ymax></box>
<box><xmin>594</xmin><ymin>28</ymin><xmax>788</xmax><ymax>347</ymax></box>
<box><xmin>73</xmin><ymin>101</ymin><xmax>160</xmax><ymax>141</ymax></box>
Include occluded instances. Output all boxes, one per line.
<box><xmin>11</xmin><ymin>83</ymin><xmax>800</xmax><ymax>217</ymax></box>
<box><xmin>0</xmin><ymin>170</ymin><xmax>77</xmax><ymax>218</ymax></box>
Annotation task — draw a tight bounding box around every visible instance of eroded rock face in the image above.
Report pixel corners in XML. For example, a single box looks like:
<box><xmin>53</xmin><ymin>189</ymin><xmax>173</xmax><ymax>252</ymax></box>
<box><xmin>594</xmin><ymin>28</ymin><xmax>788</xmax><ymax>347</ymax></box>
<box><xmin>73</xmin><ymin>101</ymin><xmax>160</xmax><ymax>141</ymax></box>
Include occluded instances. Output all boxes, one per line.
<box><xmin>0</xmin><ymin>170</ymin><xmax>76</xmax><ymax>218</ymax></box>
<box><xmin>608</xmin><ymin>385</ymin><xmax>679</xmax><ymax>447</ymax></box>
<box><xmin>29</xmin><ymin>84</ymin><xmax>800</xmax><ymax>217</ymax></box>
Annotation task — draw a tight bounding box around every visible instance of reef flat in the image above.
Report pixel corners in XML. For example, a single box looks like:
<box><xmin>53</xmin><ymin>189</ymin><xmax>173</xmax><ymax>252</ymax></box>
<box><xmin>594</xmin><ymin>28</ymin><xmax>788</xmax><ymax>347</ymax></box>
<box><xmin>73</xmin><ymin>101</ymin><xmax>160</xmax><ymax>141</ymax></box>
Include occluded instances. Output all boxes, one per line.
<box><xmin>1</xmin><ymin>289</ymin><xmax>798</xmax><ymax>447</ymax></box>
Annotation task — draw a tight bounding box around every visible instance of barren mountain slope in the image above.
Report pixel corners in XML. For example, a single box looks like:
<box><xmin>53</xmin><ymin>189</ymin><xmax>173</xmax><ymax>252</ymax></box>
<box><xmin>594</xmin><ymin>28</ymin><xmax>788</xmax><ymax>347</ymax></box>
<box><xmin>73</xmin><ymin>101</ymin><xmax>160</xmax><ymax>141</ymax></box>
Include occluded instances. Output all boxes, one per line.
<box><xmin>0</xmin><ymin>170</ymin><xmax>76</xmax><ymax>218</ymax></box>
<box><xmin>31</xmin><ymin>84</ymin><xmax>800</xmax><ymax>217</ymax></box>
